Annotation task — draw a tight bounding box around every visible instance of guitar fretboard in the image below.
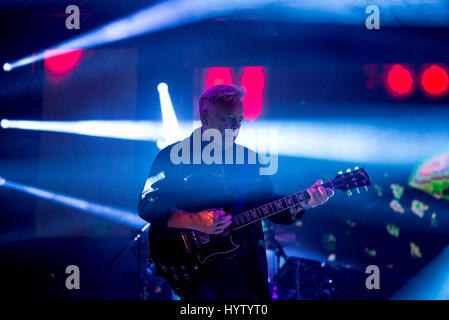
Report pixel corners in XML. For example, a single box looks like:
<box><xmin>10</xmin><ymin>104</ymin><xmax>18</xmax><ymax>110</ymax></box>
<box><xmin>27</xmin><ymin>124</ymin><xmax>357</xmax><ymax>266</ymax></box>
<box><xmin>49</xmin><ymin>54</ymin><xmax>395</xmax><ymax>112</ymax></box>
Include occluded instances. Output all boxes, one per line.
<box><xmin>231</xmin><ymin>181</ymin><xmax>333</xmax><ymax>230</ymax></box>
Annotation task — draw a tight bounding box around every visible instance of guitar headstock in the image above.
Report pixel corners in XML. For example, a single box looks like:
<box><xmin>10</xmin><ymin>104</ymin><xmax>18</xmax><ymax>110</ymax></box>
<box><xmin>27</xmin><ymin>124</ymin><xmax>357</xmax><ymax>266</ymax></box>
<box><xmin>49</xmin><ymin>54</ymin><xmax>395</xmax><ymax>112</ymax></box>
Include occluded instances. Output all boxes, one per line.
<box><xmin>332</xmin><ymin>166</ymin><xmax>371</xmax><ymax>196</ymax></box>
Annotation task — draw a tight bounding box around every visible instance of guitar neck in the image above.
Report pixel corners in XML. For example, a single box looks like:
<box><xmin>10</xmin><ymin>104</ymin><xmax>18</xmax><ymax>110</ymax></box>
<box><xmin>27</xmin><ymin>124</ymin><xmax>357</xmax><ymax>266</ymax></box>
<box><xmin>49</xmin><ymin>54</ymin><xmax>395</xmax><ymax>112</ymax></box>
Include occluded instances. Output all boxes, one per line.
<box><xmin>231</xmin><ymin>180</ymin><xmax>334</xmax><ymax>230</ymax></box>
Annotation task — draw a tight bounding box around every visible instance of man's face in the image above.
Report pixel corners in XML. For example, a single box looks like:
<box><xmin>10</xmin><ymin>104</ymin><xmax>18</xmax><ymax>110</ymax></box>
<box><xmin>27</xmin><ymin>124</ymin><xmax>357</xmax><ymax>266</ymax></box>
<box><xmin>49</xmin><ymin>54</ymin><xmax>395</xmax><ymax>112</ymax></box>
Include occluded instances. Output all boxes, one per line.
<box><xmin>201</xmin><ymin>102</ymin><xmax>244</xmax><ymax>141</ymax></box>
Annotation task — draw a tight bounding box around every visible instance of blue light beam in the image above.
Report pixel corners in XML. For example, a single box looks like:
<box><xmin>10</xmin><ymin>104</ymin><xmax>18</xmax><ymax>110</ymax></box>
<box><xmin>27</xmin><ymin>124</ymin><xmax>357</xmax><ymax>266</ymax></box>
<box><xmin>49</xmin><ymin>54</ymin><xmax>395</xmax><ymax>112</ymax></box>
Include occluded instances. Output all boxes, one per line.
<box><xmin>0</xmin><ymin>119</ymin><xmax>167</xmax><ymax>141</ymax></box>
<box><xmin>3</xmin><ymin>0</ymin><xmax>449</xmax><ymax>71</ymax></box>
<box><xmin>157</xmin><ymin>83</ymin><xmax>183</xmax><ymax>149</ymax></box>
<box><xmin>0</xmin><ymin>176</ymin><xmax>145</xmax><ymax>229</ymax></box>
<box><xmin>2</xmin><ymin>118</ymin><xmax>448</xmax><ymax>165</ymax></box>
<box><xmin>391</xmin><ymin>244</ymin><xmax>449</xmax><ymax>300</ymax></box>
<box><xmin>3</xmin><ymin>0</ymin><xmax>274</xmax><ymax>72</ymax></box>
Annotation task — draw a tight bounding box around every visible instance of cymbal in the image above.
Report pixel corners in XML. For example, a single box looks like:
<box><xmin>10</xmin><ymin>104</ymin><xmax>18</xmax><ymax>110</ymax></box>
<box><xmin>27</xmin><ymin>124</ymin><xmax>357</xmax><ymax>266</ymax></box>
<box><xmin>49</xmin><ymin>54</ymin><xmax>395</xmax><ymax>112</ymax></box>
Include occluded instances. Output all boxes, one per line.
<box><xmin>264</xmin><ymin>231</ymin><xmax>297</xmax><ymax>245</ymax></box>
<box><xmin>275</xmin><ymin>232</ymin><xmax>296</xmax><ymax>244</ymax></box>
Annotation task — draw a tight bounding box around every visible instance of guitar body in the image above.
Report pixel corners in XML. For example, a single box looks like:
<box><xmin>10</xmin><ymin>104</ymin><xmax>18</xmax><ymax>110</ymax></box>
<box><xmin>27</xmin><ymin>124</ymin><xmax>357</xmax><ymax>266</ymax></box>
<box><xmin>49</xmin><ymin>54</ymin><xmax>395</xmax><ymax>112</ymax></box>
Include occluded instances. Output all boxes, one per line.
<box><xmin>148</xmin><ymin>226</ymin><xmax>241</xmax><ymax>289</ymax></box>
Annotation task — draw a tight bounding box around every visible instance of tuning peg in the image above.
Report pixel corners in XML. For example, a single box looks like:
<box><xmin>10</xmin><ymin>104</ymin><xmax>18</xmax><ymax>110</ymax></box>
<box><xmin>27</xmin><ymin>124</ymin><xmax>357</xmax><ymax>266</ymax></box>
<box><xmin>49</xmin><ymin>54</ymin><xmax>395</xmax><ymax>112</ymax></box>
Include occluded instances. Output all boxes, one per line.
<box><xmin>346</xmin><ymin>168</ymin><xmax>352</xmax><ymax>173</ymax></box>
<box><xmin>354</xmin><ymin>166</ymin><xmax>359</xmax><ymax>170</ymax></box>
<box><xmin>364</xmin><ymin>186</ymin><xmax>369</xmax><ymax>192</ymax></box>
<box><xmin>338</xmin><ymin>171</ymin><xmax>343</xmax><ymax>175</ymax></box>
<box><xmin>346</xmin><ymin>190</ymin><xmax>352</xmax><ymax>196</ymax></box>
<box><xmin>356</xmin><ymin>187</ymin><xmax>360</xmax><ymax>194</ymax></box>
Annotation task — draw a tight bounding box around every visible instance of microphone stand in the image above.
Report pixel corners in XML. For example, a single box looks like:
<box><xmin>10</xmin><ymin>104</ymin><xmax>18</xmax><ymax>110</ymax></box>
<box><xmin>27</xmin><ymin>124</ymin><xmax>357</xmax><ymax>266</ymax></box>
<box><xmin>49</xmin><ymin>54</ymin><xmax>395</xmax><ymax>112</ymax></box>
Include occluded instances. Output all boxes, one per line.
<box><xmin>109</xmin><ymin>223</ymin><xmax>150</xmax><ymax>299</ymax></box>
<box><xmin>265</xmin><ymin>222</ymin><xmax>289</xmax><ymax>298</ymax></box>
<box><xmin>266</xmin><ymin>222</ymin><xmax>303</xmax><ymax>300</ymax></box>
<box><xmin>265</xmin><ymin>222</ymin><xmax>288</xmax><ymax>272</ymax></box>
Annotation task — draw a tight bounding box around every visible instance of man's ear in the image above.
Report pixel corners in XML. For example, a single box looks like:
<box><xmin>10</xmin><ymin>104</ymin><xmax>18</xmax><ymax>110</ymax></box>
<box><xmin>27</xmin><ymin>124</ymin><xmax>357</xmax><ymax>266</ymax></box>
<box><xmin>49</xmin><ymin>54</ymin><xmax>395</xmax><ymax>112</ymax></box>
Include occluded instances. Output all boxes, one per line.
<box><xmin>200</xmin><ymin>110</ymin><xmax>208</xmax><ymax>126</ymax></box>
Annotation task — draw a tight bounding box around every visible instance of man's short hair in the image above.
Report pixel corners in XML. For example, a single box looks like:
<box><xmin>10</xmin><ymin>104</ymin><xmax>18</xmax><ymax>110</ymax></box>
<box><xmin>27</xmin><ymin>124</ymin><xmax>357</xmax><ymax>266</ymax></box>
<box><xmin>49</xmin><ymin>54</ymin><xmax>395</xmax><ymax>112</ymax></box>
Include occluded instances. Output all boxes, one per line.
<box><xmin>199</xmin><ymin>85</ymin><xmax>245</xmax><ymax>112</ymax></box>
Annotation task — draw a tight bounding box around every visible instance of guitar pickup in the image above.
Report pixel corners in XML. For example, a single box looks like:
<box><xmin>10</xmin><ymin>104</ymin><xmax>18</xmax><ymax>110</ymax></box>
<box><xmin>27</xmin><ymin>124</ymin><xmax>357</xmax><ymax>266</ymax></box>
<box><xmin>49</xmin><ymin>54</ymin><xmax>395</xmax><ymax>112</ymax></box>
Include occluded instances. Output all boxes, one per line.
<box><xmin>191</xmin><ymin>231</ymin><xmax>200</xmax><ymax>249</ymax></box>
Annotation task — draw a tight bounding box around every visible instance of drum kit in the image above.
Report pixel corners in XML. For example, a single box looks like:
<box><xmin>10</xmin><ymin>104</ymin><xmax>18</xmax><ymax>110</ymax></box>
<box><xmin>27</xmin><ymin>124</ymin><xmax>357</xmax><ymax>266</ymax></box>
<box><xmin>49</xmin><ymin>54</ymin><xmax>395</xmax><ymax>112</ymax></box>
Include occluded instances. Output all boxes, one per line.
<box><xmin>264</xmin><ymin>222</ymin><xmax>343</xmax><ymax>300</ymax></box>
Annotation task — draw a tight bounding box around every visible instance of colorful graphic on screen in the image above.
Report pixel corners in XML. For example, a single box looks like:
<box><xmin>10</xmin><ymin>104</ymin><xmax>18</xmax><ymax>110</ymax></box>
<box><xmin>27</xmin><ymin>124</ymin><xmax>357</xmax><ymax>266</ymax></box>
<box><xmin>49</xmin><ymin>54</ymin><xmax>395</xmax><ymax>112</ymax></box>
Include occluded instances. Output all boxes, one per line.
<box><xmin>409</xmin><ymin>151</ymin><xmax>449</xmax><ymax>201</ymax></box>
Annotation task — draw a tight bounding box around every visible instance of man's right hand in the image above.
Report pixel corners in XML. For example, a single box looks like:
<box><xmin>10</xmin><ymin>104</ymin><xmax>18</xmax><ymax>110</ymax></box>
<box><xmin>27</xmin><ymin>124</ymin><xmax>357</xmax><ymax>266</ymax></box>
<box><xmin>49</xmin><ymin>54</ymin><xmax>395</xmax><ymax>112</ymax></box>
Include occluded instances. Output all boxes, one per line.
<box><xmin>190</xmin><ymin>208</ymin><xmax>232</xmax><ymax>234</ymax></box>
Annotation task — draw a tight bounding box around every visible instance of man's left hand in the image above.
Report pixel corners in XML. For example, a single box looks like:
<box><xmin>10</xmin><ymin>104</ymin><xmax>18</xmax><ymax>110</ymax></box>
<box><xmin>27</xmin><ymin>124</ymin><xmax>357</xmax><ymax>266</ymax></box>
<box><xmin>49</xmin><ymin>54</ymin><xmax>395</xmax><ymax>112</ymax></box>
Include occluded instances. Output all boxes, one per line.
<box><xmin>300</xmin><ymin>179</ymin><xmax>334</xmax><ymax>209</ymax></box>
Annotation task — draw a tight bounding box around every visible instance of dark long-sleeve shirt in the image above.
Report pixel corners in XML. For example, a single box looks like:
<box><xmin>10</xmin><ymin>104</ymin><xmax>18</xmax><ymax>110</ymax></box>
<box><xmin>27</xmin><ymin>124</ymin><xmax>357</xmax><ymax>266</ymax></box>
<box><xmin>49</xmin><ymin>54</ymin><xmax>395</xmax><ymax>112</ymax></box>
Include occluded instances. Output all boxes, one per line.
<box><xmin>138</xmin><ymin>128</ymin><xmax>305</xmax><ymax>298</ymax></box>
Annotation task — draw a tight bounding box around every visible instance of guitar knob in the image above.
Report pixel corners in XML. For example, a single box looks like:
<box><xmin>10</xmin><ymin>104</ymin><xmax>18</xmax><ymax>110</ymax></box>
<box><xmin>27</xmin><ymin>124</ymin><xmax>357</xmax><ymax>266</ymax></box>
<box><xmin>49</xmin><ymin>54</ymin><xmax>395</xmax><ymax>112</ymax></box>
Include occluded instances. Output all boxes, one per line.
<box><xmin>161</xmin><ymin>265</ymin><xmax>167</xmax><ymax>272</ymax></box>
<box><xmin>346</xmin><ymin>190</ymin><xmax>352</xmax><ymax>196</ymax></box>
<box><xmin>183</xmin><ymin>273</ymin><xmax>189</xmax><ymax>279</ymax></box>
<box><xmin>356</xmin><ymin>187</ymin><xmax>360</xmax><ymax>194</ymax></box>
<box><xmin>180</xmin><ymin>265</ymin><xmax>186</xmax><ymax>271</ymax></box>
<box><xmin>364</xmin><ymin>186</ymin><xmax>369</xmax><ymax>192</ymax></box>
<box><xmin>193</xmin><ymin>265</ymin><xmax>199</xmax><ymax>270</ymax></box>
<box><xmin>172</xmin><ymin>274</ymin><xmax>178</xmax><ymax>280</ymax></box>
<box><xmin>169</xmin><ymin>266</ymin><xmax>176</xmax><ymax>272</ymax></box>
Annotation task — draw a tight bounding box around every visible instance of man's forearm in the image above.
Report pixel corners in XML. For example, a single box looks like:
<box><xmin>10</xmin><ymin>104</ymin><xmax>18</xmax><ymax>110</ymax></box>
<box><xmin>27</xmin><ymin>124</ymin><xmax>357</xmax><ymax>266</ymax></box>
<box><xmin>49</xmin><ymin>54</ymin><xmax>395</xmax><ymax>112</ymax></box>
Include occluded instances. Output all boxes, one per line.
<box><xmin>167</xmin><ymin>207</ymin><xmax>194</xmax><ymax>229</ymax></box>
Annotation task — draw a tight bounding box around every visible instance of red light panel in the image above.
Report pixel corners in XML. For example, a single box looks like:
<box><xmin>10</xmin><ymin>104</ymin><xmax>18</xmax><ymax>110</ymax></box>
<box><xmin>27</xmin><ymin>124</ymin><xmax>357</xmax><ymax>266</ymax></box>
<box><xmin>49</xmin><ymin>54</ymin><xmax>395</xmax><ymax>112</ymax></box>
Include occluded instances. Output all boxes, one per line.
<box><xmin>420</xmin><ymin>64</ymin><xmax>449</xmax><ymax>98</ymax></box>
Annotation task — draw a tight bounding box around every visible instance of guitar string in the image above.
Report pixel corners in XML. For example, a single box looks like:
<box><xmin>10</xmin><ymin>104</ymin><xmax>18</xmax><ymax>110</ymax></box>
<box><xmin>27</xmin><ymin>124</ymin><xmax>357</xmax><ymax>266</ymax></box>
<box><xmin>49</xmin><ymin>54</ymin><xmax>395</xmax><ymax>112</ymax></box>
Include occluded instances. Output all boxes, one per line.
<box><xmin>200</xmin><ymin>182</ymin><xmax>334</xmax><ymax>241</ymax></box>
<box><xmin>194</xmin><ymin>177</ymin><xmax>356</xmax><ymax>243</ymax></box>
<box><xmin>197</xmin><ymin>189</ymin><xmax>312</xmax><ymax>242</ymax></box>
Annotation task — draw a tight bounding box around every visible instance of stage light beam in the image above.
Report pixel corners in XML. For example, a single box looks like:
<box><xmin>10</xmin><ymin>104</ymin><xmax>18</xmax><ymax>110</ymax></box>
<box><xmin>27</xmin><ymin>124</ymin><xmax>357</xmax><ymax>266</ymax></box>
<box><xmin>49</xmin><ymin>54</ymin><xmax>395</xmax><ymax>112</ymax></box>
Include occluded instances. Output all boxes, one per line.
<box><xmin>1</xmin><ymin>117</ymin><xmax>447</xmax><ymax>165</ymax></box>
<box><xmin>391</xmin><ymin>244</ymin><xmax>449</xmax><ymax>299</ymax></box>
<box><xmin>3</xmin><ymin>1</ymin><xmax>449</xmax><ymax>72</ymax></box>
<box><xmin>2</xmin><ymin>0</ymin><xmax>275</xmax><ymax>72</ymax></box>
<box><xmin>156</xmin><ymin>83</ymin><xmax>184</xmax><ymax>149</ymax></box>
<box><xmin>0</xmin><ymin>119</ymin><xmax>166</xmax><ymax>141</ymax></box>
<box><xmin>0</xmin><ymin>177</ymin><xmax>145</xmax><ymax>229</ymax></box>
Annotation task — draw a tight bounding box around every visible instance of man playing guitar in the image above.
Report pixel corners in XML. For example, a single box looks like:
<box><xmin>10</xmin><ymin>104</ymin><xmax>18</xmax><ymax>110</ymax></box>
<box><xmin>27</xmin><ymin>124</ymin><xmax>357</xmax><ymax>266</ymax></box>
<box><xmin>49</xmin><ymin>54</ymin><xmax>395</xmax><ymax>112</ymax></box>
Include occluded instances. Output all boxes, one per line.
<box><xmin>138</xmin><ymin>85</ymin><xmax>334</xmax><ymax>300</ymax></box>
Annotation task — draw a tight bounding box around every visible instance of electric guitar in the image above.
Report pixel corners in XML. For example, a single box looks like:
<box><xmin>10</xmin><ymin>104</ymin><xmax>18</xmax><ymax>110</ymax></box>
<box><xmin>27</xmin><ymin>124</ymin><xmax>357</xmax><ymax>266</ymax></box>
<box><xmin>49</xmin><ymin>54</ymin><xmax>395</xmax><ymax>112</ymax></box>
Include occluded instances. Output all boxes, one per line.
<box><xmin>147</xmin><ymin>166</ymin><xmax>371</xmax><ymax>290</ymax></box>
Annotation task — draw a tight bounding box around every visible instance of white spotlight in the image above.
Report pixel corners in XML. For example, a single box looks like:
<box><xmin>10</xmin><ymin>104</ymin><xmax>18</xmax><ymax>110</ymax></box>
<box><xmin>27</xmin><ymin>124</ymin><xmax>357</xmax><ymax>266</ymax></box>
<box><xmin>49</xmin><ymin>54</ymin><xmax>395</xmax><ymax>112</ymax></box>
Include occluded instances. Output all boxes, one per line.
<box><xmin>157</xmin><ymin>82</ymin><xmax>168</xmax><ymax>92</ymax></box>
<box><xmin>0</xmin><ymin>119</ymin><xmax>9</xmax><ymax>129</ymax></box>
<box><xmin>3</xmin><ymin>63</ymin><xmax>12</xmax><ymax>72</ymax></box>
